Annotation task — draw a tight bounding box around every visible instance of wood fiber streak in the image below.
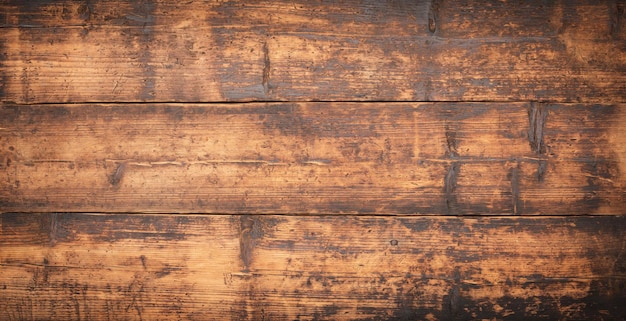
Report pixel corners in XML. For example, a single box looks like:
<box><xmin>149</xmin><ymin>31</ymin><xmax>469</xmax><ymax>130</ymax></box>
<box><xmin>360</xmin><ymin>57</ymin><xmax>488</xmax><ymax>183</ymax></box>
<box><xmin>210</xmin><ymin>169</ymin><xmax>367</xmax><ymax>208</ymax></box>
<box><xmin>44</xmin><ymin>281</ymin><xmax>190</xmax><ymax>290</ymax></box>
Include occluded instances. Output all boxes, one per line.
<box><xmin>1</xmin><ymin>103</ymin><xmax>624</xmax><ymax>214</ymax></box>
<box><xmin>1</xmin><ymin>213</ymin><xmax>624</xmax><ymax>321</ymax></box>
<box><xmin>0</xmin><ymin>0</ymin><xmax>624</xmax><ymax>103</ymax></box>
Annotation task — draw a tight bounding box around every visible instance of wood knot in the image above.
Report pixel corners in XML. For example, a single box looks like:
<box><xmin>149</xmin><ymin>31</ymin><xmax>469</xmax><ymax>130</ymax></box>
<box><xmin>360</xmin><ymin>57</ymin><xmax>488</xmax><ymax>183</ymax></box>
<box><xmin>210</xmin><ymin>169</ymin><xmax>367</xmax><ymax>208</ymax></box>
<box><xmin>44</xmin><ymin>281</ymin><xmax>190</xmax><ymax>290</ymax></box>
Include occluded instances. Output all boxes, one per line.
<box><xmin>428</xmin><ymin>0</ymin><xmax>439</xmax><ymax>34</ymax></box>
<box><xmin>109</xmin><ymin>162</ymin><xmax>127</xmax><ymax>186</ymax></box>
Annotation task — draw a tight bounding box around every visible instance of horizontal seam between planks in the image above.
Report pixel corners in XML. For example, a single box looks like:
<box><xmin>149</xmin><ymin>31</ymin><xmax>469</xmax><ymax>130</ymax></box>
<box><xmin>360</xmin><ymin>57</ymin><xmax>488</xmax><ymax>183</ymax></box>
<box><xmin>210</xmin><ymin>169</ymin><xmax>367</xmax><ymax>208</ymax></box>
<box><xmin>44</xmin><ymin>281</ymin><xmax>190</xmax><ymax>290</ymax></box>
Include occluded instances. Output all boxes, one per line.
<box><xmin>1</xmin><ymin>212</ymin><xmax>625</xmax><ymax>218</ymax></box>
<box><xmin>2</xmin><ymin>100</ymin><xmax>622</xmax><ymax>106</ymax></box>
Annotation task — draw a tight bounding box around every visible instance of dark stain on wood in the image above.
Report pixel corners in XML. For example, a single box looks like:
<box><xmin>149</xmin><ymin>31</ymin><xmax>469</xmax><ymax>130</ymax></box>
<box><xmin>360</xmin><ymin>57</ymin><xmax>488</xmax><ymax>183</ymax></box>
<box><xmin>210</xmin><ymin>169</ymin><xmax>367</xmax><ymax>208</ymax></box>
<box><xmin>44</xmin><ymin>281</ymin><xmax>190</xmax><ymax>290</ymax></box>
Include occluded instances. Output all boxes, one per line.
<box><xmin>611</xmin><ymin>2</ymin><xmax>620</xmax><ymax>38</ymax></box>
<box><xmin>428</xmin><ymin>0</ymin><xmax>439</xmax><ymax>34</ymax></box>
<box><xmin>77</xmin><ymin>2</ymin><xmax>91</xmax><ymax>21</ymax></box>
<box><xmin>155</xmin><ymin>266</ymin><xmax>182</xmax><ymax>279</ymax></box>
<box><xmin>128</xmin><ymin>0</ymin><xmax>156</xmax><ymax>101</ymax></box>
<box><xmin>262</xmin><ymin>41</ymin><xmax>272</xmax><ymax>96</ymax></box>
<box><xmin>163</xmin><ymin>105</ymin><xmax>184</xmax><ymax>122</ymax></box>
<box><xmin>528</xmin><ymin>102</ymin><xmax>548</xmax><ymax>155</ymax></box>
<box><xmin>442</xmin><ymin>285</ymin><xmax>461</xmax><ymax>319</ymax></box>
<box><xmin>49</xmin><ymin>106</ymin><xmax>70</xmax><ymax>119</ymax></box>
<box><xmin>0</xmin><ymin>42</ymin><xmax>6</xmax><ymax>99</ymax></box>
<box><xmin>444</xmin><ymin>123</ymin><xmax>459</xmax><ymax>158</ymax></box>
<box><xmin>536</xmin><ymin>159</ymin><xmax>547</xmax><ymax>182</ymax></box>
<box><xmin>0</xmin><ymin>105</ymin><xmax>18</xmax><ymax>124</ymax></box>
<box><xmin>50</xmin><ymin>213</ymin><xmax>190</xmax><ymax>243</ymax></box>
<box><xmin>579</xmin><ymin>279</ymin><xmax>626</xmax><ymax>320</ymax></box>
<box><xmin>0</xmin><ymin>213</ymin><xmax>48</xmax><ymax>245</ymax></box>
<box><xmin>108</xmin><ymin>162</ymin><xmax>126</xmax><ymax>186</ymax></box>
<box><xmin>392</xmin><ymin>285</ymin><xmax>430</xmax><ymax>321</ymax></box>
<box><xmin>261</xmin><ymin>104</ymin><xmax>393</xmax><ymax>139</ymax></box>
<box><xmin>444</xmin><ymin>162</ymin><xmax>459</xmax><ymax>214</ymax></box>
<box><xmin>48</xmin><ymin>212</ymin><xmax>58</xmax><ymax>246</ymax></box>
<box><xmin>239</xmin><ymin>215</ymin><xmax>262</xmax><ymax>271</ymax></box>
<box><xmin>508</xmin><ymin>165</ymin><xmax>521</xmax><ymax>214</ymax></box>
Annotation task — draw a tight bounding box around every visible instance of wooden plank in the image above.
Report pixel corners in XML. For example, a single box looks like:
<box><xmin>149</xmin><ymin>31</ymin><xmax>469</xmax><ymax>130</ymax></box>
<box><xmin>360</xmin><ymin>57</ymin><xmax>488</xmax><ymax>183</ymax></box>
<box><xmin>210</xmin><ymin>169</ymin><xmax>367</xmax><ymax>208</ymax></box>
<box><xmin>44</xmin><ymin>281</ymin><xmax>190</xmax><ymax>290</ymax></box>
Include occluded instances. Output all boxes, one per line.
<box><xmin>1</xmin><ymin>102</ymin><xmax>624</xmax><ymax>214</ymax></box>
<box><xmin>1</xmin><ymin>213</ymin><xmax>624</xmax><ymax>320</ymax></box>
<box><xmin>1</xmin><ymin>0</ymin><xmax>624</xmax><ymax>103</ymax></box>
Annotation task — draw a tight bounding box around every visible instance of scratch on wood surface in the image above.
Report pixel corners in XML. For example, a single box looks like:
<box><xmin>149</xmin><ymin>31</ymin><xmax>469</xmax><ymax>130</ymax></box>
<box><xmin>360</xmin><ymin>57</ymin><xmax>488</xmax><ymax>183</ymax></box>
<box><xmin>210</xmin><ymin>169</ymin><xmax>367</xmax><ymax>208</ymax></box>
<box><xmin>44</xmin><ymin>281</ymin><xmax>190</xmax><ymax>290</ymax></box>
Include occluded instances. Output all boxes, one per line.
<box><xmin>262</xmin><ymin>42</ymin><xmax>271</xmax><ymax>96</ymax></box>
<box><xmin>105</xmin><ymin>159</ymin><xmax>289</xmax><ymax>167</ymax></box>
<box><xmin>508</xmin><ymin>165</ymin><xmax>521</xmax><ymax>214</ymax></box>
<box><xmin>303</xmin><ymin>159</ymin><xmax>332</xmax><ymax>165</ymax></box>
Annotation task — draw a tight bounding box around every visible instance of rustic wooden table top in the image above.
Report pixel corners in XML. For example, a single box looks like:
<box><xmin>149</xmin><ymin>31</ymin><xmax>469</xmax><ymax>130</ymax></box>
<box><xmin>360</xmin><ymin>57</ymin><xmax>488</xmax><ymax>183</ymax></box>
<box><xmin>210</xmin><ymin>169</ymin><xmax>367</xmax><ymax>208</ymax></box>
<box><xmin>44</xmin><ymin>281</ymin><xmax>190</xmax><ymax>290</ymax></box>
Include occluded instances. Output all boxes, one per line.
<box><xmin>1</xmin><ymin>0</ymin><xmax>625</xmax><ymax>320</ymax></box>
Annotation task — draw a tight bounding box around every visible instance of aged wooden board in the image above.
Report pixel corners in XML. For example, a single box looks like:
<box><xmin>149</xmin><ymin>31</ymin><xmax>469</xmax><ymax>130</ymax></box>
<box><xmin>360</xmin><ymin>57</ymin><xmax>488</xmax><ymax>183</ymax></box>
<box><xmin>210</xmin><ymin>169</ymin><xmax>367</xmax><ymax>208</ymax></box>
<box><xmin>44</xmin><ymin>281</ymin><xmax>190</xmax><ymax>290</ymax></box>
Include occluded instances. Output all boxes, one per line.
<box><xmin>1</xmin><ymin>0</ymin><xmax>625</xmax><ymax>103</ymax></box>
<box><xmin>1</xmin><ymin>213</ymin><xmax>624</xmax><ymax>320</ymax></box>
<box><xmin>1</xmin><ymin>102</ymin><xmax>624</xmax><ymax>214</ymax></box>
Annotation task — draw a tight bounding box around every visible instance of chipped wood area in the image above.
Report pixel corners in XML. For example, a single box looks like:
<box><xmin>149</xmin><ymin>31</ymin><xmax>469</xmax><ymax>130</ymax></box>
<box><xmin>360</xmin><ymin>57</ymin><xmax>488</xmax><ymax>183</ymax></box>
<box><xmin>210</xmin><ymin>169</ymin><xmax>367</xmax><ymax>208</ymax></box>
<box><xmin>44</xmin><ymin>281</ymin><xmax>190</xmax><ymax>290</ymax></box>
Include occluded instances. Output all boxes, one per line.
<box><xmin>1</xmin><ymin>0</ymin><xmax>626</xmax><ymax>319</ymax></box>
<box><xmin>1</xmin><ymin>213</ymin><xmax>625</xmax><ymax>320</ymax></box>
<box><xmin>1</xmin><ymin>102</ymin><xmax>625</xmax><ymax>214</ymax></box>
<box><xmin>0</xmin><ymin>0</ymin><xmax>625</xmax><ymax>103</ymax></box>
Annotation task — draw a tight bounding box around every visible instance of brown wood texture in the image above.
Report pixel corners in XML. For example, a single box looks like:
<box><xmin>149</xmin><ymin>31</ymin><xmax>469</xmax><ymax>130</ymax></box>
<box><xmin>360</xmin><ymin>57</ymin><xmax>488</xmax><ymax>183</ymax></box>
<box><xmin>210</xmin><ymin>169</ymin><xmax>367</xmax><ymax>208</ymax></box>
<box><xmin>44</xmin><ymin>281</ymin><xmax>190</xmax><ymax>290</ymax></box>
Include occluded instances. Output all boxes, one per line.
<box><xmin>1</xmin><ymin>213</ymin><xmax>625</xmax><ymax>321</ymax></box>
<box><xmin>2</xmin><ymin>0</ymin><xmax>626</xmax><ymax>319</ymax></box>
<box><xmin>1</xmin><ymin>0</ymin><xmax>625</xmax><ymax>103</ymax></box>
<box><xmin>1</xmin><ymin>102</ymin><xmax>625</xmax><ymax>214</ymax></box>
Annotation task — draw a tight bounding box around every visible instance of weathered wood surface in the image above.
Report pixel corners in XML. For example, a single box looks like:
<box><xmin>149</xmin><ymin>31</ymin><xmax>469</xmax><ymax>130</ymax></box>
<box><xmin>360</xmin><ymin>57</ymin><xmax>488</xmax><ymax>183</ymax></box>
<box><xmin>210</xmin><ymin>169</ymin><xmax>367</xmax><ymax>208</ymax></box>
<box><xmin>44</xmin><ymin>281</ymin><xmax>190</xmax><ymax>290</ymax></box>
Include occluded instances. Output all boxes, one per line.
<box><xmin>1</xmin><ymin>0</ymin><xmax>625</xmax><ymax>319</ymax></box>
<box><xmin>1</xmin><ymin>0</ymin><xmax>625</xmax><ymax>103</ymax></box>
<box><xmin>1</xmin><ymin>102</ymin><xmax>624</xmax><ymax>214</ymax></box>
<box><xmin>1</xmin><ymin>213</ymin><xmax>625</xmax><ymax>321</ymax></box>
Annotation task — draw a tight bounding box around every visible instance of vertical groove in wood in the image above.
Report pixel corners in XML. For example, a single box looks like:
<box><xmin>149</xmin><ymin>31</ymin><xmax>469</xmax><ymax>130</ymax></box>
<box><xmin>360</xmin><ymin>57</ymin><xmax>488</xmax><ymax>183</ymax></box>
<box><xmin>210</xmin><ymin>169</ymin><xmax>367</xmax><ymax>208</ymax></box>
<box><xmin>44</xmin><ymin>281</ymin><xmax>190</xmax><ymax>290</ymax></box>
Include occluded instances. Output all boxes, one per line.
<box><xmin>528</xmin><ymin>102</ymin><xmax>548</xmax><ymax>155</ymax></box>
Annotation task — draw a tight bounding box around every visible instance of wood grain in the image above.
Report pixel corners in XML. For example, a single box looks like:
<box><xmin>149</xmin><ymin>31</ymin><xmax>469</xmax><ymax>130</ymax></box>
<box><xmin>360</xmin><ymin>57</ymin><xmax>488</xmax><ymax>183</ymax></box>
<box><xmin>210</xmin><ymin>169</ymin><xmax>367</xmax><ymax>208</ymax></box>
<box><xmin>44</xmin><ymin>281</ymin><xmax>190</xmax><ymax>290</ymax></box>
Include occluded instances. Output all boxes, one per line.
<box><xmin>1</xmin><ymin>102</ymin><xmax>624</xmax><ymax>214</ymax></box>
<box><xmin>1</xmin><ymin>213</ymin><xmax>624</xmax><ymax>320</ymax></box>
<box><xmin>1</xmin><ymin>0</ymin><xmax>625</xmax><ymax>103</ymax></box>
<box><xmin>1</xmin><ymin>0</ymin><xmax>625</xmax><ymax>318</ymax></box>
